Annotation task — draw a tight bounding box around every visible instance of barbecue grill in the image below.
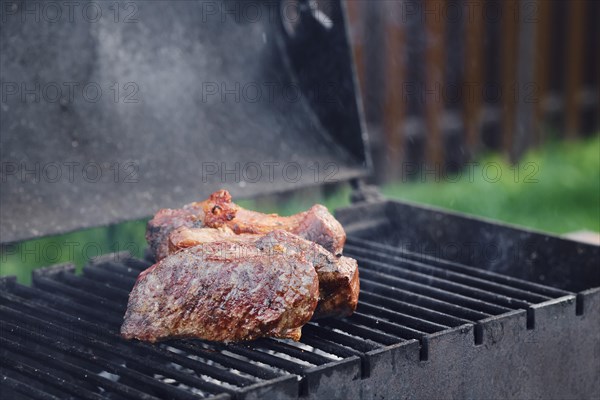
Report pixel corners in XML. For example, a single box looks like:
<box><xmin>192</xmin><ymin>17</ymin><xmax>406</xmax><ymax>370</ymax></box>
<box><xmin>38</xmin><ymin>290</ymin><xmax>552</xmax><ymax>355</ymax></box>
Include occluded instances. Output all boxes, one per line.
<box><xmin>1</xmin><ymin>1</ymin><xmax>599</xmax><ymax>399</ymax></box>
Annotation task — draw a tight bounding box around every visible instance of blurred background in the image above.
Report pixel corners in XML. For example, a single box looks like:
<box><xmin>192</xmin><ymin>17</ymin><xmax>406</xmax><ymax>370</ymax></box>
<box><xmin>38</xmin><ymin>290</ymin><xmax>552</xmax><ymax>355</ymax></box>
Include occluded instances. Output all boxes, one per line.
<box><xmin>2</xmin><ymin>0</ymin><xmax>599</xmax><ymax>283</ymax></box>
<box><xmin>346</xmin><ymin>0</ymin><xmax>598</xmax><ymax>179</ymax></box>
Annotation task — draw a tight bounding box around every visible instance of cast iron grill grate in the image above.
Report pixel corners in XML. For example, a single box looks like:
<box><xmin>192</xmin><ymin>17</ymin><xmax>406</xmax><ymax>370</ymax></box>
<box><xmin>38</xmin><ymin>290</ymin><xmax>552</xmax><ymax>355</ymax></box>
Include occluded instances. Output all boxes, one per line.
<box><xmin>0</xmin><ymin>235</ymin><xmax>578</xmax><ymax>399</ymax></box>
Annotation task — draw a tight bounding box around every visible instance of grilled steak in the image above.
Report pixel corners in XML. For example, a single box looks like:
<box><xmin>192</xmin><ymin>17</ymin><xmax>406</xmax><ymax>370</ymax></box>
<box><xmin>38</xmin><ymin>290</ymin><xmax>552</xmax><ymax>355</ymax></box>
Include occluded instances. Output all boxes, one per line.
<box><xmin>169</xmin><ymin>227</ymin><xmax>359</xmax><ymax>318</ymax></box>
<box><xmin>121</xmin><ymin>237</ymin><xmax>319</xmax><ymax>343</ymax></box>
<box><xmin>147</xmin><ymin>190</ymin><xmax>346</xmax><ymax>261</ymax></box>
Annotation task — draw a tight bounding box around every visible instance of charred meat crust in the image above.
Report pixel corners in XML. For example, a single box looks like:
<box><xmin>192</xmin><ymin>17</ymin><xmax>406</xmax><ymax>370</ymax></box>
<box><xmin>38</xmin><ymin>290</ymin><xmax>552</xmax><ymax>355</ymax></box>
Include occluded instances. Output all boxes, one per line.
<box><xmin>169</xmin><ymin>228</ymin><xmax>359</xmax><ymax>318</ymax></box>
<box><xmin>121</xmin><ymin>240</ymin><xmax>319</xmax><ymax>343</ymax></box>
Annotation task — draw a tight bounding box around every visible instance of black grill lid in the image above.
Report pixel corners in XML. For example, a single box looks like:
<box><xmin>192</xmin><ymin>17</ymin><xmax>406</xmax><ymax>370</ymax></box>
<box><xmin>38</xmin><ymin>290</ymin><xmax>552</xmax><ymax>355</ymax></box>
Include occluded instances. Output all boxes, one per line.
<box><xmin>0</xmin><ymin>0</ymin><xmax>369</xmax><ymax>244</ymax></box>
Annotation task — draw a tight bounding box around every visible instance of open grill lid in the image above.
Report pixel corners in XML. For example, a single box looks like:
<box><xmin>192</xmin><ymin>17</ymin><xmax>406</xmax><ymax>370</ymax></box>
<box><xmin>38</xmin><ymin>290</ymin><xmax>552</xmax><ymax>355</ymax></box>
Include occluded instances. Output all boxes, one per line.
<box><xmin>0</xmin><ymin>0</ymin><xmax>369</xmax><ymax>244</ymax></box>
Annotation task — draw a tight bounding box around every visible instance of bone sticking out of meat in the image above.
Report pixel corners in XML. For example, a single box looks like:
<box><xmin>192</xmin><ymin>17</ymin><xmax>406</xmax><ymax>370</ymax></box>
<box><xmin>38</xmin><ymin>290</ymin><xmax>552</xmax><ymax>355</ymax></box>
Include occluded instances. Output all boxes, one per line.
<box><xmin>146</xmin><ymin>190</ymin><xmax>237</xmax><ymax>261</ymax></box>
<box><xmin>225</xmin><ymin>204</ymin><xmax>346</xmax><ymax>256</ymax></box>
<box><xmin>147</xmin><ymin>190</ymin><xmax>346</xmax><ymax>261</ymax></box>
<box><xmin>169</xmin><ymin>227</ymin><xmax>359</xmax><ymax>318</ymax></box>
<box><xmin>167</xmin><ymin>225</ymin><xmax>239</xmax><ymax>255</ymax></box>
<box><xmin>121</xmin><ymin>239</ymin><xmax>319</xmax><ymax>343</ymax></box>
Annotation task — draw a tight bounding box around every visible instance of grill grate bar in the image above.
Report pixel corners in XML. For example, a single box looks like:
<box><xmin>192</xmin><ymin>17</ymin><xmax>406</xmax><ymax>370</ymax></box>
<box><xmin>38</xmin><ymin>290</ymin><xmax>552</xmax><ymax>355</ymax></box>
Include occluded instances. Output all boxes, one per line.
<box><xmin>346</xmin><ymin>237</ymin><xmax>572</xmax><ymax>298</ymax></box>
<box><xmin>170</xmin><ymin>341</ymin><xmax>282</xmax><ymax>380</ymax></box>
<box><xmin>359</xmin><ymin>290</ymin><xmax>472</xmax><ymax>327</ymax></box>
<box><xmin>348</xmin><ymin>312</ymin><xmax>427</xmax><ymax>340</ymax></box>
<box><xmin>253</xmin><ymin>339</ymin><xmax>336</xmax><ymax>366</ymax></box>
<box><xmin>1</xmin><ymin>354</ymin><xmax>103</xmax><ymax>400</ymax></box>
<box><xmin>59</xmin><ymin>272</ymin><xmax>130</xmax><ymax>303</ymax></box>
<box><xmin>360</xmin><ymin>278</ymin><xmax>491</xmax><ymax>321</ymax></box>
<box><xmin>93</xmin><ymin>260</ymin><xmax>144</xmax><ymax>277</ymax></box>
<box><xmin>216</xmin><ymin>344</ymin><xmax>309</xmax><ymax>375</ymax></box>
<box><xmin>354</xmin><ymin>256</ymin><xmax>532</xmax><ymax>310</ymax></box>
<box><xmin>346</xmin><ymin>244</ymin><xmax>552</xmax><ymax>304</ymax></box>
<box><xmin>1</xmin><ymin>373</ymin><xmax>61</xmax><ymax>400</ymax></box>
<box><xmin>31</xmin><ymin>274</ymin><xmax>126</xmax><ymax>320</ymax></box>
<box><xmin>302</xmin><ymin>323</ymin><xmax>382</xmax><ymax>353</ymax></box>
<box><xmin>84</xmin><ymin>265</ymin><xmax>138</xmax><ymax>289</ymax></box>
<box><xmin>317</xmin><ymin>318</ymin><xmax>402</xmax><ymax>346</ymax></box>
<box><xmin>359</xmin><ymin>268</ymin><xmax>512</xmax><ymax>315</ymax></box>
<box><xmin>13</xmin><ymin>284</ymin><xmax>124</xmax><ymax>327</ymax></box>
<box><xmin>356</xmin><ymin>301</ymin><xmax>449</xmax><ymax>333</ymax></box>
<box><xmin>299</xmin><ymin>334</ymin><xmax>364</xmax><ymax>359</ymax></box>
<box><xmin>124</xmin><ymin>257</ymin><xmax>153</xmax><ymax>271</ymax></box>
<box><xmin>1</xmin><ymin>362</ymin><xmax>77</xmax><ymax>399</ymax></box>
<box><xmin>32</xmin><ymin>276</ymin><xmax>123</xmax><ymax>310</ymax></box>
<box><xmin>0</xmin><ymin>381</ymin><xmax>30</xmax><ymax>400</ymax></box>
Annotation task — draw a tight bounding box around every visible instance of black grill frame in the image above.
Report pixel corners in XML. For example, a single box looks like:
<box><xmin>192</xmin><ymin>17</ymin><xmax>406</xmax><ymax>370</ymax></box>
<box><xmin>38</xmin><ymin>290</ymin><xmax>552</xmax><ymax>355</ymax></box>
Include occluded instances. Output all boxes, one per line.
<box><xmin>2</xmin><ymin>199</ymin><xmax>599</xmax><ymax>399</ymax></box>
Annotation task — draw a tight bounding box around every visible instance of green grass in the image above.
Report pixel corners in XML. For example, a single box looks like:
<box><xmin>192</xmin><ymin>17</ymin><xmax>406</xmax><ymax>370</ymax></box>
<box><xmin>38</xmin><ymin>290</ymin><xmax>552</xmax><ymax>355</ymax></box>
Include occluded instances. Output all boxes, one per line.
<box><xmin>1</xmin><ymin>135</ymin><xmax>598</xmax><ymax>284</ymax></box>
<box><xmin>0</xmin><ymin>220</ymin><xmax>147</xmax><ymax>285</ymax></box>
<box><xmin>381</xmin><ymin>136</ymin><xmax>600</xmax><ymax>234</ymax></box>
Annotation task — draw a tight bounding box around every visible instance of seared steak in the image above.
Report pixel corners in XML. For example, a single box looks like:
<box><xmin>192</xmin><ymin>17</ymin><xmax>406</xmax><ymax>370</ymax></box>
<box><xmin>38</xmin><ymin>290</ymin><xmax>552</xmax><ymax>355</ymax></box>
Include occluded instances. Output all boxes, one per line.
<box><xmin>169</xmin><ymin>228</ymin><xmax>359</xmax><ymax>318</ymax></box>
<box><xmin>121</xmin><ymin>237</ymin><xmax>319</xmax><ymax>343</ymax></box>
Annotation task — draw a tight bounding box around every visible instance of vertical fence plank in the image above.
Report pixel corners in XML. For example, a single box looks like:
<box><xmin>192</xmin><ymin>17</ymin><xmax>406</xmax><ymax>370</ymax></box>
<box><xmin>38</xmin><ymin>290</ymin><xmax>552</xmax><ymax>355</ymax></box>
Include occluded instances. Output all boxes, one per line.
<box><xmin>382</xmin><ymin>0</ymin><xmax>408</xmax><ymax>178</ymax></box>
<box><xmin>589</xmin><ymin>1</ymin><xmax>600</xmax><ymax>134</ymax></box>
<box><xmin>463</xmin><ymin>0</ymin><xmax>485</xmax><ymax>153</ymax></box>
<box><xmin>511</xmin><ymin>0</ymin><xmax>538</xmax><ymax>161</ymax></box>
<box><xmin>582</xmin><ymin>0</ymin><xmax>599</xmax><ymax>134</ymax></box>
<box><xmin>442</xmin><ymin>0</ymin><xmax>466</xmax><ymax>171</ymax></box>
<box><xmin>424</xmin><ymin>0</ymin><xmax>447</xmax><ymax>168</ymax></box>
<box><xmin>565</xmin><ymin>0</ymin><xmax>586</xmax><ymax>138</ymax></box>
<box><xmin>533</xmin><ymin>0</ymin><xmax>552</xmax><ymax>145</ymax></box>
<box><xmin>480</xmin><ymin>0</ymin><xmax>502</xmax><ymax>150</ymax></box>
<box><xmin>345</xmin><ymin>0</ymin><xmax>367</xmax><ymax>104</ymax></box>
<box><xmin>402</xmin><ymin>0</ymin><xmax>428</xmax><ymax>177</ymax></box>
<box><xmin>542</xmin><ymin>0</ymin><xmax>567</xmax><ymax>132</ymax></box>
<box><xmin>501</xmin><ymin>0</ymin><xmax>519</xmax><ymax>156</ymax></box>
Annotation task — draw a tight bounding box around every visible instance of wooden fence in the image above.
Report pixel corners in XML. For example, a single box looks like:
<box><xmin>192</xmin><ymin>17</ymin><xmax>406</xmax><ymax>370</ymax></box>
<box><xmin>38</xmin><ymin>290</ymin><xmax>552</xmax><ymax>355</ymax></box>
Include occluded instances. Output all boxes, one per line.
<box><xmin>345</xmin><ymin>0</ymin><xmax>599</xmax><ymax>182</ymax></box>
